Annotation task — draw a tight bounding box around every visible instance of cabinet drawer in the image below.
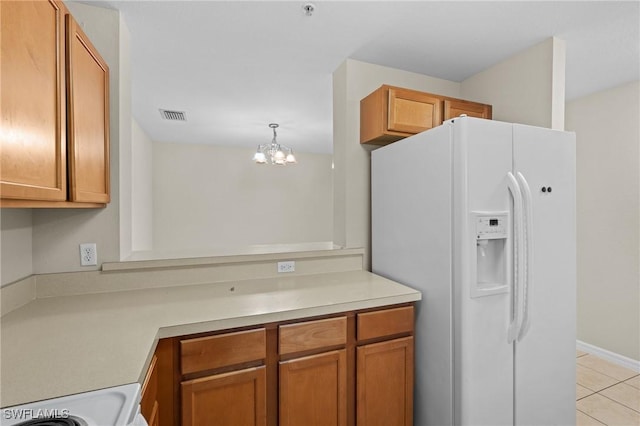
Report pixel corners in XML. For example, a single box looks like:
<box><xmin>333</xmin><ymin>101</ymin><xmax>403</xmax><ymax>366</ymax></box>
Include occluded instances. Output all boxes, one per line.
<box><xmin>279</xmin><ymin>317</ymin><xmax>347</xmax><ymax>355</ymax></box>
<box><xmin>357</xmin><ymin>306</ymin><xmax>414</xmax><ymax>341</ymax></box>
<box><xmin>181</xmin><ymin>328</ymin><xmax>266</xmax><ymax>375</ymax></box>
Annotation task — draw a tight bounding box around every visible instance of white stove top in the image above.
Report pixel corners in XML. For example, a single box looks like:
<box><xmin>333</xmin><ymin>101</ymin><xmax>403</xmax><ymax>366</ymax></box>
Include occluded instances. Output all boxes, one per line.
<box><xmin>1</xmin><ymin>384</ymin><xmax>144</xmax><ymax>426</ymax></box>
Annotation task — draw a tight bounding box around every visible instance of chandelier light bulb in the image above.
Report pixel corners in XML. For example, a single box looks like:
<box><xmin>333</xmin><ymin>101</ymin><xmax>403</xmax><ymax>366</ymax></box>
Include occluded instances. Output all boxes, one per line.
<box><xmin>252</xmin><ymin>123</ymin><xmax>297</xmax><ymax>166</ymax></box>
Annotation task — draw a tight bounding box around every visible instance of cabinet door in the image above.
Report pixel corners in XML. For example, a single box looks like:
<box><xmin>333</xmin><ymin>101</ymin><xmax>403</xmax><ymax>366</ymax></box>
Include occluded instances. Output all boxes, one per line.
<box><xmin>141</xmin><ymin>355</ymin><xmax>159</xmax><ymax>426</ymax></box>
<box><xmin>444</xmin><ymin>99</ymin><xmax>492</xmax><ymax>120</ymax></box>
<box><xmin>0</xmin><ymin>0</ymin><xmax>67</xmax><ymax>201</ymax></box>
<box><xmin>388</xmin><ymin>88</ymin><xmax>441</xmax><ymax>134</ymax></box>
<box><xmin>66</xmin><ymin>15</ymin><xmax>110</xmax><ymax>203</ymax></box>
<box><xmin>357</xmin><ymin>337</ymin><xmax>413</xmax><ymax>426</ymax></box>
<box><xmin>280</xmin><ymin>350</ymin><xmax>347</xmax><ymax>426</ymax></box>
<box><xmin>182</xmin><ymin>366</ymin><xmax>267</xmax><ymax>426</ymax></box>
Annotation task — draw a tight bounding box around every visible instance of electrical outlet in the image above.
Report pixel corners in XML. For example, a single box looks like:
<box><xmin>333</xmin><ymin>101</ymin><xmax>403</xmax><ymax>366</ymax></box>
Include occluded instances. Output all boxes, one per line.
<box><xmin>79</xmin><ymin>243</ymin><xmax>97</xmax><ymax>266</ymax></box>
<box><xmin>277</xmin><ymin>261</ymin><xmax>295</xmax><ymax>273</ymax></box>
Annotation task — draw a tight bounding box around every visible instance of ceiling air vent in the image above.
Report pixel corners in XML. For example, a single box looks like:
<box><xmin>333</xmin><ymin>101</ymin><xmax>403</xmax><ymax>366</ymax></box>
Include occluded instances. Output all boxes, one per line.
<box><xmin>159</xmin><ymin>109</ymin><xmax>187</xmax><ymax>121</ymax></box>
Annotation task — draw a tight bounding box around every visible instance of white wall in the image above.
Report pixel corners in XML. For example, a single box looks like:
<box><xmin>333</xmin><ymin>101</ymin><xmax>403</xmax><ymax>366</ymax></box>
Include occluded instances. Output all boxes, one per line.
<box><xmin>0</xmin><ymin>210</ymin><xmax>33</xmax><ymax>286</ymax></box>
<box><xmin>566</xmin><ymin>80</ymin><xmax>640</xmax><ymax>360</ymax></box>
<box><xmin>461</xmin><ymin>37</ymin><xmax>566</xmax><ymax>130</ymax></box>
<box><xmin>131</xmin><ymin>120</ymin><xmax>153</xmax><ymax>251</ymax></box>
<box><xmin>153</xmin><ymin>142</ymin><xmax>333</xmax><ymax>251</ymax></box>
<box><xmin>118</xmin><ymin>19</ymin><xmax>133</xmax><ymax>261</ymax></box>
<box><xmin>29</xmin><ymin>2</ymin><xmax>130</xmax><ymax>274</ymax></box>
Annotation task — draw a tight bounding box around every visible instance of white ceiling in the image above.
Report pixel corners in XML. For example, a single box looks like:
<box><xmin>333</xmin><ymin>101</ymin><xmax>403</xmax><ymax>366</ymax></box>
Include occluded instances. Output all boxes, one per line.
<box><xmin>95</xmin><ymin>1</ymin><xmax>639</xmax><ymax>154</ymax></box>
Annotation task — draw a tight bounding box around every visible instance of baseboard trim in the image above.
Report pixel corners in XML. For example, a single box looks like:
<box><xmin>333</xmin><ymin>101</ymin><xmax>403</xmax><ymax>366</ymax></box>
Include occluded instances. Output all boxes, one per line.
<box><xmin>577</xmin><ymin>340</ymin><xmax>640</xmax><ymax>373</ymax></box>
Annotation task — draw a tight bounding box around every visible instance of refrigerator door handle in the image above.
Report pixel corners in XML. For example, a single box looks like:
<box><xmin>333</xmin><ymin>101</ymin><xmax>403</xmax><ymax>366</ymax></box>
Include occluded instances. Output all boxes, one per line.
<box><xmin>516</xmin><ymin>172</ymin><xmax>534</xmax><ymax>341</ymax></box>
<box><xmin>506</xmin><ymin>172</ymin><xmax>524</xmax><ymax>344</ymax></box>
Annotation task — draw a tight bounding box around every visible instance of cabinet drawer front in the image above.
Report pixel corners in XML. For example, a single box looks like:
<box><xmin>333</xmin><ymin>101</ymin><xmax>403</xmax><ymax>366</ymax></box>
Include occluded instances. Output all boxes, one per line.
<box><xmin>181</xmin><ymin>329</ymin><xmax>266</xmax><ymax>375</ymax></box>
<box><xmin>279</xmin><ymin>317</ymin><xmax>347</xmax><ymax>355</ymax></box>
<box><xmin>357</xmin><ymin>306</ymin><xmax>414</xmax><ymax>341</ymax></box>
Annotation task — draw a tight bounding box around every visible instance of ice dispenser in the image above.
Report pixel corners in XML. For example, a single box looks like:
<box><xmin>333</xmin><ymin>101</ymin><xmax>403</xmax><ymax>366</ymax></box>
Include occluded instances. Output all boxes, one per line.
<box><xmin>471</xmin><ymin>212</ymin><xmax>509</xmax><ymax>297</ymax></box>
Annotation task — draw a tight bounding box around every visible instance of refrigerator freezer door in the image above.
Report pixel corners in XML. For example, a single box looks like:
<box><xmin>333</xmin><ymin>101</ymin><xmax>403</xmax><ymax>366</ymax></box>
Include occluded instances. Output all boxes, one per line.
<box><xmin>452</xmin><ymin>118</ymin><xmax>514</xmax><ymax>425</ymax></box>
<box><xmin>372</xmin><ymin>124</ymin><xmax>455</xmax><ymax>426</ymax></box>
<box><xmin>512</xmin><ymin>124</ymin><xmax>576</xmax><ymax>426</ymax></box>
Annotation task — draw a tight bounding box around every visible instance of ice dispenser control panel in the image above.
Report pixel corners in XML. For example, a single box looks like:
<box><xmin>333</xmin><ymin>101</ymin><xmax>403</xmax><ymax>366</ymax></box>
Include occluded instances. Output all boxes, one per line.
<box><xmin>476</xmin><ymin>215</ymin><xmax>507</xmax><ymax>240</ymax></box>
<box><xmin>471</xmin><ymin>212</ymin><xmax>508</xmax><ymax>298</ymax></box>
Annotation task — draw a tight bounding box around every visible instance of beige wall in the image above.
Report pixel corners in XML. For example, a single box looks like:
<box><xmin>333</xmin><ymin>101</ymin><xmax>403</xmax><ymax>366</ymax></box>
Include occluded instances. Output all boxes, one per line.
<box><xmin>132</xmin><ymin>120</ymin><xmax>153</xmax><ymax>251</ymax></box>
<box><xmin>333</xmin><ymin>39</ymin><xmax>564</xmax><ymax>269</ymax></box>
<box><xmin>332</xmin><ymin>59</ymin><xmax>462</xmax><ymax>268</ymax></box>
<box><xmin>29</xmin><ymin>2</ymin><xmax>130</xmax><ymax>275</ymax></box>
<box><xmin>566</xmin><ymin>81</ymin><xmax>640</xmax><ymax>360</ymax></box>
<box><xmin>152</xmin><ymin>142</ymin><xmax>333</xmax><ymax>251</ymax></box>
<box><xmin>461</xmin><ymin>37</ymin><xmax>566</xmax><ymax>130</ymax></box>
<box><xmin>0</xmin><ymin>210</ymin><xmax>32</xmax><ymax>286</ymax></box>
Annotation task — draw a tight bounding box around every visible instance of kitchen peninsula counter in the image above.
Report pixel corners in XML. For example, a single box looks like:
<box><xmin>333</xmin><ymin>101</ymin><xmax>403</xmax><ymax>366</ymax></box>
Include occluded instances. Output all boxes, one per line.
<box><xmin>0</xmin><ymin>268</ymin><xmax>420</xmax><ymax>408</ymax></box>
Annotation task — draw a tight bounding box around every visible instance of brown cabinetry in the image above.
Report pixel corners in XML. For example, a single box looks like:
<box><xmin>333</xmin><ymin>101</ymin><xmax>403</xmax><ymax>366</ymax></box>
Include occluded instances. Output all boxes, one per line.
<box><xmin>443</xmin><ymin>98</ymin><xmax>492</xmax><ymax>121</ymax></box>
<box><xmin>356</xmin><ymin>306</ymin><xmax>414</xmax><ymax>426</ymax></box>
<box><xmin>279</xmin><ymin>317</ymin><xmax>348</xmax><ymax>426</ymax></box>
<box><xmin>141</xmin><ymin>355</ymin><xmax>160</xmax><ymax>426</ymax></box>
<box><xmin>182</xmin><ymin>367</ymin><xmax>267</xmax><ymax>426</ymax></box>
<box><xmin>0</xmin><ymin>0</ymin><xmax>67</xmax><ymax>202</ymax></box>
<box><xmin>360</xmin><ymin>84</ymin><xmax>492</xmax><ymax>145</ymax></box>
<box><xmin>0</xmin><ymin>1</ymin><xmax>110</xmax><ymax>208</ymax></box>
<box><xmin>280</xmin><ymin>350</ymin><xmax>347</xmax><ymax>426</ymax></box>
<box><xmin>65</xmin><ymin>15</ymin><xmax>110</xmax><ymax>204</ymax></box>
<box><xmin>356</xmin><ymin>338</ymin><xmax>414</xmax><ymax>426</ymax></box>
<box><xmin>180</xmin><ymin>329</ymin><xmax>267</xmax><ymax>426</ymax></box>
<box><xmin>141</xmin><ymin>338</ymin><xmax>175</xmax><ymax>426</ymax></box>
<box><xmin>146</xmin><ymin>304</ymin><xmax>415</xmax><ymax>426</ymax></box>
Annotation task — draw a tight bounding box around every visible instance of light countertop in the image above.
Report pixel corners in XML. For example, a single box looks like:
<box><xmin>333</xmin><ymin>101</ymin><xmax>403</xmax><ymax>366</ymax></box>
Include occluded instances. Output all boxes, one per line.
<box><xmin>0</xmin><ymin>270</ymin><xmax>420</xmax><ymax>408</ymax></box>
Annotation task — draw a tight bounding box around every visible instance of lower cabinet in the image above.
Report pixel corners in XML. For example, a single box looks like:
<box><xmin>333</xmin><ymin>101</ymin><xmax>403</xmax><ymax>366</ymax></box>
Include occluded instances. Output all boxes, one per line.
<box><xmin>141</xmin><ymin>354</ymin><xmax>159</xmax><ymax>426</ymax></box>
<box><xmin>280</xmin><ymin>350</ymin><xmax>347</xmax><ymax>426</ymax></box>
<box><xmin>181</xmin><ymin>367</ymin><xmax>267</xmax><ymax>426</ymax></box>
<box><xmin>142</xmin><ymin>303</ymin><xmax>414</xmax><ymax>426</ymax></box>
<box><xmin>356</xmin><ymin>338</ymin><xmax>414</xmax><ymax>426</ymax></box>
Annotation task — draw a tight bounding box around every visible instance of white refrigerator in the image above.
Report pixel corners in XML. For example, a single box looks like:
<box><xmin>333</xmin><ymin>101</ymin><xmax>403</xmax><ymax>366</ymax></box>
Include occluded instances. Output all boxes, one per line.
<box><xmin>372</xmin><ymin>117</ymin><xmax>576</xmax><ymax>426</ymax></box>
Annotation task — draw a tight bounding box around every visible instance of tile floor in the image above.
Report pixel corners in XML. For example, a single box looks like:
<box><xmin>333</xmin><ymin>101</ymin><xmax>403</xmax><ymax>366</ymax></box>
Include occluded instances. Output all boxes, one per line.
<box><xmin>576</xmin><ymin>350</ymin><xmax>640</xmax><ymax>425</ymax></box>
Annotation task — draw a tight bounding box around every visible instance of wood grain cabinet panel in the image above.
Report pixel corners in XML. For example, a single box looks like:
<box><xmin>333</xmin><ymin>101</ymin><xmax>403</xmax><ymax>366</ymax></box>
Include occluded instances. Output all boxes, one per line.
<box><xmin>181</xmin><ymin>366</ymin><xmax>267</xmax><ymax>426</ymax></box>
<box><xmin>0</xmin><ymin>2</ymin><xmax>110</xmax><ymax>208</ymax></box>
<box><xmin>280</xmin><ymin>350</ymin><xmax>347</xmax><ymax>426</ymax></box>
<box><xmin>444</xmin><ymin>99</ymin><xmax>492</xmax><ymax>120</ymax></box>
<box><xmin>357</xmin><ymin>306</ymin><xmax>414</xmax><ymax>341</ymax></box>
<box><xmin>279</xmin><ymin>317</ymin><xmax>347</xmax><ymax>355</ymax></box>
<box><xmin>360</xmin><ymin>84</ymin><xmax>492</xmax><ymax>145</ymax></box>
<box><xmin>388</xmin><ymin>87</ymin><xmax>441</xmax><ymax>134</ymax></box>
<box><xmin>141</xmin><ymin>354</ymin><xmax>158</xmax><ymax>425</ymax></box>
<box><xmin>181</xmin><ymin>328</ymin><xmax>266</xmax><ymax>375</ymax></box>
<box><xmin>155</xmin><ymin>304</ymin><xmax>415</xmax><ymax>426</ymax></box>
<box><xmin>66</xmin><ymin>14</ymin><xmax>110</xmax><ymax>203</ymax></box>
<box><xmin>0</xmin><ymin>0</ymin><xmax>67</xmax><ymax>201</ymax></box>
<box><xmin>357</xmin><ymin>337</ymin><xmax>414</xmax><ymax>426</ymax></box>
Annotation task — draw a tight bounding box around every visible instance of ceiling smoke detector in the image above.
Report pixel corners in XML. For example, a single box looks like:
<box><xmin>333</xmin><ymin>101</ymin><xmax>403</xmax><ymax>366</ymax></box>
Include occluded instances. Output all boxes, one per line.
<box><xmin>303</xmin><ymin>3</ymin><xmax>315</xmax><ymax>16</ymax></box>
<box><xmin>159</xmin><ymin>109</ymin><xmax>187</xmax><ymax>121</ymax></box>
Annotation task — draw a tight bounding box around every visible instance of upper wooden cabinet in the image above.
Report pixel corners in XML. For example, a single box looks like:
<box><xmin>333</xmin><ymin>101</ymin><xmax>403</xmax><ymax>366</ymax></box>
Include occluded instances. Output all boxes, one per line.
<box><xmin>443</xmin><ymin>98</ymin><xmax>492</xmax><ymax>121</ymax></box>
<box><xmin>0</xmin><ymin>1</ymin><xmax>110</xmax><ymax>208</ymax></box>
<box><xmin>0</xmin><ymin>0</ymin><xmax>67</xmax><ymax>202</ymax></box>
<box><xmin>360</xmin><ymin>84</ymin><xmax>492</xmax><ymax>145</ymax></box>
<box><xmin>387</xmin><ymin>87</ymin><xmax>442</xmax><ymax>135</ymax></box>
<box><xmin>66</xmin><ymin>15</ymin><xmax>110</xmax><ymax>204</ymax></box>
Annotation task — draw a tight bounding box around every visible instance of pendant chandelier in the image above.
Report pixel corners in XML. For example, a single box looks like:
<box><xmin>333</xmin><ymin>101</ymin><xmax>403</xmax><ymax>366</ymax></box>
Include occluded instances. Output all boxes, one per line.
<box><xmin>253</xmin><ymin>123</ymin><xmax>297</xmax><ymax>165</ymax></box>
